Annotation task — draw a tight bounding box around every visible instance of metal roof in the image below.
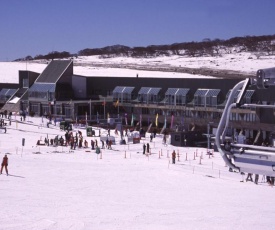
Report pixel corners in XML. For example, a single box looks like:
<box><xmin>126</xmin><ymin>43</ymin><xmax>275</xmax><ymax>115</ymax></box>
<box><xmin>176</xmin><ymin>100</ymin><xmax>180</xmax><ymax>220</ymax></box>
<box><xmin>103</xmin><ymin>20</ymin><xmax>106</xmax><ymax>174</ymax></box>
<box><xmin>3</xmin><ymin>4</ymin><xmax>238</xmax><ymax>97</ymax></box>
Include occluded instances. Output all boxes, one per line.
<box><xmin>113</xmin><ymin>86</ymin><xmax>135</xmax><ymax>96</ymax></box>
<box><xmin>28</xmin><ymin>83</ymin><xmax>56</xmax><ymax>93</ymax></box>
<box><xmin>0</xmin><ymin>88</ymin><xmax>17</xmax><ymax>96</ymax></box>
<box><xmin>194</xmin><ymin>89</ymin><xmax>208</xmax><ymax>96</ymax></box>
<box><xmin>113</xmin><ymin>86</ymin><xmax>125</xmax><ymax>93</ymax></box>
<box><xmin>148</xmin><ymin>87</ymin><xmax>161</xmax><ymax>95</ymax></box>
<box><xmin>138</xmin><ymin>87</ymin><xmax>161</xmax><ymax>95</ymax></box>
<box><xmin>165</xmin><ymin>88</ymin><xmax>189</xmax><ymax>96</ymax></box>
<box><xmin>122</xmin><ymin>87</ymin><xmax>135</xmax><ymax>94</ymax></box>
<box><xmin>225</xmin><ymin>89</ymin><xmax>255</xmax><ymax>102</ymax></box>
<box><xmin>36</xmin><ymin>60</ymin><xmax>72</xmax><ymax>83</ymax></box>
<box><xmin>138</xmin><ymin>87</ymin><xmax>151</xmax><ymax>94</ymax></box>
<box><xmin>205</xmin><ymin>89</ymin><xmax>220</xmax><ymax>97</ymax></box>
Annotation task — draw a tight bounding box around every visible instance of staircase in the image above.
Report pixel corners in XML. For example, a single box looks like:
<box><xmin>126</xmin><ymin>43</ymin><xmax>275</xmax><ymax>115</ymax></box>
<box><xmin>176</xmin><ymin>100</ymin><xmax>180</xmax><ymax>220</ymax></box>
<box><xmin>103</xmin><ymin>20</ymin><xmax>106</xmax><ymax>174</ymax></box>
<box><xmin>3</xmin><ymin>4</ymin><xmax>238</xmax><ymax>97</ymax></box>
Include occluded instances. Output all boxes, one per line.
<box><xmin>0</xmin><ymin>102</ymin><xmax>20</xmax><ymax>113</ymax></box>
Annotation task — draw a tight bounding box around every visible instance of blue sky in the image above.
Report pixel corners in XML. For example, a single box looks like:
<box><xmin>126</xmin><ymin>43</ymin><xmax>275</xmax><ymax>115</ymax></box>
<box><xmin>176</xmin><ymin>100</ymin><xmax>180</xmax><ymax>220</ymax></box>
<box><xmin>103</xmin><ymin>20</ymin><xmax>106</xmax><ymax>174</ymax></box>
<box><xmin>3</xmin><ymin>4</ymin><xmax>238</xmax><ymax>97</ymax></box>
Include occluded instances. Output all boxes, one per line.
<box><xmin>1</xmin><ymin>0</ymin><xmax>275</xmax><ymax>61</ymax></box>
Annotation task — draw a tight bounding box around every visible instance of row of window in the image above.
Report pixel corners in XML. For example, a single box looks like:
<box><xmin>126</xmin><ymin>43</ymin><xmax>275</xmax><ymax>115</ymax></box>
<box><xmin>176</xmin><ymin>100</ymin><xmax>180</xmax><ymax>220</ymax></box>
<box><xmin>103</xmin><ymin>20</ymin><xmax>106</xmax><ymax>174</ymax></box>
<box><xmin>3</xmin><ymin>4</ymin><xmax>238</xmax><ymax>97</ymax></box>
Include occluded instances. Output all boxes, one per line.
<box><xmin>113</xmin><ymin>87</ymin><xmax>255</xmax><ymax>107</ymax></box>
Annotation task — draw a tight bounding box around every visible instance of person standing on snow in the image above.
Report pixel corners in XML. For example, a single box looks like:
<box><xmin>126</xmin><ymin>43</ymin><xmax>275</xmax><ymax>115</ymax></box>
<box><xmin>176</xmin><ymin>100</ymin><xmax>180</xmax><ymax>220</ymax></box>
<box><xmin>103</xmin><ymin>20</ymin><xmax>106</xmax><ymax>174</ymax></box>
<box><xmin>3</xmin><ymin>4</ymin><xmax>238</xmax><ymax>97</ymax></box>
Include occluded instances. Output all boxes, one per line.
<box><xmin>91</xmin><ymin>140</ymin><xmax>95</xmax><ymax>150</ymax></box>
<box><xmin>101</xmin><ymin>140</ymin><xmax>105</xmax><ymax>149</ymax></box>
<box><xmin>143</xmin><ymin>143</ymin><xmax>146</xmax><ymax>154</ymax></box>
<box><xmin>150</xmin><ymin>133</ymin><xmax>153</xmax><ymax>142</ymax></box>
<box><xmin>172</xmin><ymin>150</ymin><xmax>176</xmax><ymax>164</ymax></box>
<box><xmin>146</xmin><ymin>143</ymin><xmax>150</xmax><ymax>154</ymax></box>
<box><xmin>1</xmin><ymin>154</ymin><xmax>8</xmax><ymax>175</ymax></box>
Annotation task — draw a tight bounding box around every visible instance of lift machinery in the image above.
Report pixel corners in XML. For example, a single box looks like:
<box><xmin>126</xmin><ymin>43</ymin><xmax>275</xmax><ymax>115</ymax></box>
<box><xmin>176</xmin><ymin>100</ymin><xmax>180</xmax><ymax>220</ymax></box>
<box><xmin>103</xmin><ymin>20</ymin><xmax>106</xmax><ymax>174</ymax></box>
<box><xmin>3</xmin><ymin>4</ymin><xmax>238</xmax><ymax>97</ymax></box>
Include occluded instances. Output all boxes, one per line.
<box><xmin>215</xmin><ymin>67</ymin><xmax>275</xmax><ymax>176</ymax></box>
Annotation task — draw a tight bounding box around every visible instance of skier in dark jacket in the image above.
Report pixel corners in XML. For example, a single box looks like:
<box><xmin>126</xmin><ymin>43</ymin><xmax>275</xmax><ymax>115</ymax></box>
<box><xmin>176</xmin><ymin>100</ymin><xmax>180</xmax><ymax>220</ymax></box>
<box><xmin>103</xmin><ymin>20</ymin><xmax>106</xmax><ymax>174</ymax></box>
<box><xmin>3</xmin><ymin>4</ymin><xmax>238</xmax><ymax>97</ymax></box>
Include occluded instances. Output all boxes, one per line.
<box><xmin>143</xmin><ymin>144</ymin><xmax>146</xmax><ymax>154</ymax></box>
<box><xmin>91</xmin><ymin>140</ymin><xmax>95</xmax><ymax>150</ymax></box>
<box><xmin>146</xmin><ymin>143</ymin><xmax>150</xmax><ymax>154</ymax></box>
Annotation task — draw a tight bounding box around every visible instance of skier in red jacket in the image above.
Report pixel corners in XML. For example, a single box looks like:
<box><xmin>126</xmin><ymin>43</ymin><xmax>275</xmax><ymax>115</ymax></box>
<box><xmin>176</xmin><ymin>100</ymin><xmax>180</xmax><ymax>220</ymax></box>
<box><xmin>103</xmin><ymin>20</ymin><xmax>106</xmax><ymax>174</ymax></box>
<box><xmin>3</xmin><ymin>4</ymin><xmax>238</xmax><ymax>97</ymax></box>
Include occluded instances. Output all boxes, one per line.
<box><xmin>1</xmin><ymin>154</ymin><xmax>8</xmax><ymax>175</ymax></box>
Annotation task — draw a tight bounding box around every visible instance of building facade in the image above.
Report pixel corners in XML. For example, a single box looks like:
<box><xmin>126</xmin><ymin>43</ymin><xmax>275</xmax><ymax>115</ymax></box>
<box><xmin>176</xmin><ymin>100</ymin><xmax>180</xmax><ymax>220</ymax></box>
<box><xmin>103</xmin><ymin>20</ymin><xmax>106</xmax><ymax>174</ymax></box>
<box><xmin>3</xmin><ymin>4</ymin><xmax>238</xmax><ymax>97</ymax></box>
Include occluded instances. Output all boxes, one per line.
<box><xmin>1</xmin><ymin>60</ymin><xmax>275</xmax><ymax>145</ymax></box>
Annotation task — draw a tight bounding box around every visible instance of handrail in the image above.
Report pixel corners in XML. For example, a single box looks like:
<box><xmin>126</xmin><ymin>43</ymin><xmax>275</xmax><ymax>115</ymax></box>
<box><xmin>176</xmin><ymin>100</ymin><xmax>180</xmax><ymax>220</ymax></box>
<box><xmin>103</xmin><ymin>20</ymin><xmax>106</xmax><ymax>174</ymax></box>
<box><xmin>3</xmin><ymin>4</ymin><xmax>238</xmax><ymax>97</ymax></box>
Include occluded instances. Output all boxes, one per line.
<box><xmin>215</xmin><ymin>80</ymin><xmax>247</xmax><ymax>171</ymax></box>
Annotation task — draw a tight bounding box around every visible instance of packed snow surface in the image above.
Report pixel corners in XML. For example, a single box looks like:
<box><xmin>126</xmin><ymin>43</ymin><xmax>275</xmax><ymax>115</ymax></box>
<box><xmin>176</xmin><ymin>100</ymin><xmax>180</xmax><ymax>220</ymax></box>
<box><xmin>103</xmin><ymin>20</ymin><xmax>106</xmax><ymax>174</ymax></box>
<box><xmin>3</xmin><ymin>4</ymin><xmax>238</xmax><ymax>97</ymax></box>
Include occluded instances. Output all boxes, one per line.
<box><xmin>0</xmin><ymin>116</ymin><xmax>274</xmax><ymax>230</ymax></box>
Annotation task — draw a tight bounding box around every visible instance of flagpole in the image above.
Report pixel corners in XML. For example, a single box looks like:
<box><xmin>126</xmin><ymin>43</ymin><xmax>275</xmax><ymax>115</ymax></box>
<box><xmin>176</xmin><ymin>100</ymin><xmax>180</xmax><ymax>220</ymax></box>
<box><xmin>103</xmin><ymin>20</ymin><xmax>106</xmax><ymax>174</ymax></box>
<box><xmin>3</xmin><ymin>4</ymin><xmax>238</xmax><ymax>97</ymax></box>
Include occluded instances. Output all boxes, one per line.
<box><xmin>104</xmin><ymin>98</ymin><xmax>106</xmax><ymax>119</ymax></box>
<box><xmin>89</xmin><ymin>99</ymin><xmax>92</xmax><ymax>121</ymax></box>
<box><xmin>118</xmin><ymin>101</ymin><xmax>119</xmax><ymax>118</ymax></box>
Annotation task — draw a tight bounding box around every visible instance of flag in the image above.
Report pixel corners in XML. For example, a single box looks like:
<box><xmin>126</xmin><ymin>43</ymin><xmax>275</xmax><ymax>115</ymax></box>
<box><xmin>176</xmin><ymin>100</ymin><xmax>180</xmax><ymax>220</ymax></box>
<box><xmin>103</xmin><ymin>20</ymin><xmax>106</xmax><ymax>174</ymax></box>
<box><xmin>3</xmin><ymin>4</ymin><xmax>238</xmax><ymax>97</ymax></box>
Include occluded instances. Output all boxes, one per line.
<box><xmin>155</xmin><ymin>113</ymin><xmax>158</xmax><ymax>127</ymax></box>
<box><xmin>114</xmin><ymin>100</ymin><xmax>119</xmax><ymax>107</ymax></box>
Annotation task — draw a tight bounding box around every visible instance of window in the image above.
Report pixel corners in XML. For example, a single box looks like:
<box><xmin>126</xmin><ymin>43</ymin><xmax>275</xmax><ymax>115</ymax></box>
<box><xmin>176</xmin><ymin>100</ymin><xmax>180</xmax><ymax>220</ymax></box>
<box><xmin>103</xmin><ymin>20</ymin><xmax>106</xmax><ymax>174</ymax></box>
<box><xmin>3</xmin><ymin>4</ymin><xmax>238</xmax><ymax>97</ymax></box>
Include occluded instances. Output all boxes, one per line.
<box><xmin>23</xmin><ymin>78</ymin><xmax>29</xmax><ymax>88</ymax></box>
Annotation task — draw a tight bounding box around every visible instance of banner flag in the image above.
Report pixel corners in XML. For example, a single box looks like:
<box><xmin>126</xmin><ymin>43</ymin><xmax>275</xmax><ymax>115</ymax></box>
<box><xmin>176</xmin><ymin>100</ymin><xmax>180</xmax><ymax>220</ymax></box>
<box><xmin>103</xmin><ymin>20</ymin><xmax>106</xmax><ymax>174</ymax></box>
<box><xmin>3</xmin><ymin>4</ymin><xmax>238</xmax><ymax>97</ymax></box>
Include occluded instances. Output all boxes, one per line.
<box><xmin>155</xmin><ymin>113</ymin><xmax>159</xmax><ymax>127</ymax></box>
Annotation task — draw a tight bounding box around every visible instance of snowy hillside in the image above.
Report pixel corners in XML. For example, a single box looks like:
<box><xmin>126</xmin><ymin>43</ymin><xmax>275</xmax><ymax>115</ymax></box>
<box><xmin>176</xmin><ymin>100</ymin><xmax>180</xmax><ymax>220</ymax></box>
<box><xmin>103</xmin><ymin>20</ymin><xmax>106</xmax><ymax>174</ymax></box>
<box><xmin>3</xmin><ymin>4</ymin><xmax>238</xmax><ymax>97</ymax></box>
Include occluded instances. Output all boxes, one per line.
<box><xmin>1</xmin><ymin>51</ymin><xmax>275</xmax><ymax>83</ymax></box>
<box><xmin>74</xmin><ymin>52</ymin><xmax>275</xmax><ymax>74</ymax></box>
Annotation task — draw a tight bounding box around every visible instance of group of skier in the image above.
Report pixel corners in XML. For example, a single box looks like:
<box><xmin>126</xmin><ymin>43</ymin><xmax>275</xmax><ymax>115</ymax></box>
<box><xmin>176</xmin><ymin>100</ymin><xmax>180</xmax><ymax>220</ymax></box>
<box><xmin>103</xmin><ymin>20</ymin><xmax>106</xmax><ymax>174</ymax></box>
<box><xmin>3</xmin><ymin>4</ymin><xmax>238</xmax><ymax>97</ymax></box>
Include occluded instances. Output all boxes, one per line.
<box><xmin>44</xmin><ymin>130</ymin><xmax>116</xmax><ymax>152</ymax></box>
<box><xmin>246</xmin><ymin>173</ymin><xmax>275</xmax><ymax>186</ymax></box>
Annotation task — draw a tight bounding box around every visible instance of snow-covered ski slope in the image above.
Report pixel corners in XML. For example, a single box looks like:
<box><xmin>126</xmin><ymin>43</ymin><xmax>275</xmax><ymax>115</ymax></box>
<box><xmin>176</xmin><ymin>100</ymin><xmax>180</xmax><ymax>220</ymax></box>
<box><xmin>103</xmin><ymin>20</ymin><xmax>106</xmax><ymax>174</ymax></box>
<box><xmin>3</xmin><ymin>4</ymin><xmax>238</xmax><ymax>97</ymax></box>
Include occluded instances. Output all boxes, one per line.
<box><xmin>0</xmin><ymin>116</ymin><xmax>274</xmax><ymax>230</ymax></box>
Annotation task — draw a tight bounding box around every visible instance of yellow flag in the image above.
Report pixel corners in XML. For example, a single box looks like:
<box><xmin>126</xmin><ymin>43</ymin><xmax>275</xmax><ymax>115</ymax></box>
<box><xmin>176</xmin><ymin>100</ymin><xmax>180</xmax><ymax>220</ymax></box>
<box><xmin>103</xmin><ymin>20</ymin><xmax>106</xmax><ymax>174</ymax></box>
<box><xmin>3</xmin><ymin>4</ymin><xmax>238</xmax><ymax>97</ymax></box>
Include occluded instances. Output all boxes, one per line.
<box><xmin>115</xmin><ymin>100</ymin><xmax>119</xmax><ymax>107</ymax></box>
<box><xmin>155</xmin><ymin>113</ymin><xmax>158</xmax><ymax>127</ymax></box>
